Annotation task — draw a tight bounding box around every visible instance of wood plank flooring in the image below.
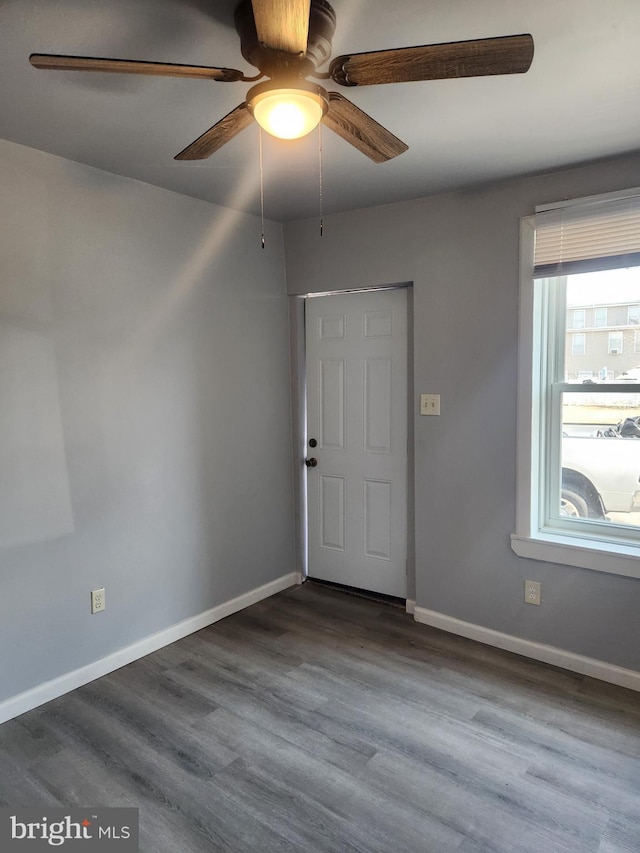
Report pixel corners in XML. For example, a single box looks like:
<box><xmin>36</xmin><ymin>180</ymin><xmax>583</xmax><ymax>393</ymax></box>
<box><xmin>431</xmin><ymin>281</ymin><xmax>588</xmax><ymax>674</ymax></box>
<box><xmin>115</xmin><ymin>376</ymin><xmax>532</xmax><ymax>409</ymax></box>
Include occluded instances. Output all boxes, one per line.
<box><xmin>1</xmin><ymin>581</ymin><xmax>639</xmax><ymax>852</ymax></box>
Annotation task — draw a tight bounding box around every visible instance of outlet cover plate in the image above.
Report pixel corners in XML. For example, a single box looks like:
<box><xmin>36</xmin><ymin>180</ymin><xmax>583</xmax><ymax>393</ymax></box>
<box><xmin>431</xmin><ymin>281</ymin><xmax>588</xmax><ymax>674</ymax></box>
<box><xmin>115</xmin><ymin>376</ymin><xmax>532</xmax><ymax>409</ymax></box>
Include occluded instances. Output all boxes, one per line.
<box><xmin>91</xmin><ymin>587</ymin><xmax>106</xmax><ymax>614</ymax></box>
<box><xmin>525</xmin><ymin>580</ymin><xmax>541</xmax><ymax>605</ymax></box>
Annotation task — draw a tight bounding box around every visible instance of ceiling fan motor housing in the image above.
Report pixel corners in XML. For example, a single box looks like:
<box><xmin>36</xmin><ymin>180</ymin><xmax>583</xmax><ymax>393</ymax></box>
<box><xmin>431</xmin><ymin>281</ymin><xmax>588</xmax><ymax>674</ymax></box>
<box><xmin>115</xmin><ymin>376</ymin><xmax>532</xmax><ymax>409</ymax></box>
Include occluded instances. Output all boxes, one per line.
<box><xmin>234</xmin><ymin>0</ymin><xmax>337</xmax><ymax>77</ymax></box>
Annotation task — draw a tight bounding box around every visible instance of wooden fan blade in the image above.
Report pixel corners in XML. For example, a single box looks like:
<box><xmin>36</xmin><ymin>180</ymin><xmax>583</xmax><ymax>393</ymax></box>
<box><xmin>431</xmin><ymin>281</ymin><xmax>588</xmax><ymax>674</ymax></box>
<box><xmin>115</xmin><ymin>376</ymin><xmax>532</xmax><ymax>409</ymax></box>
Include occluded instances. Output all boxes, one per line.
<box><xmin>250</xmin><ymin>0</ymin><xmax>311</xmax><ymax>55</ymax></box>
<box><xmin>175</xmin><ymin>104</ymin><xmax>254</xmax><ymax>160</ymax></box>
<box><xmin>330</xmin><ymin>34</ymin><xmax>534</xmax><ymax>87</ymax></box>
<box><xmin>322</xmin><ymin>93</ymin><xmax>407</xmax><ymax>163</ymax></box>
<box><xmin>29</xmin><ymin>54</ymin><xmax>244</xmax><ymax>82</ymax></box>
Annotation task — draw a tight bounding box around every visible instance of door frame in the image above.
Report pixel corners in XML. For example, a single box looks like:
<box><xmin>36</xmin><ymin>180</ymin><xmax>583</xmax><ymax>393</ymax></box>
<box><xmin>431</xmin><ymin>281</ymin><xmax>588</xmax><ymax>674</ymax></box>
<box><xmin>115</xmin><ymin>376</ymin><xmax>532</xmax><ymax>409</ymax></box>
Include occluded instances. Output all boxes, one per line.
<box><xmin>289</xmin><ymin>284</ymin><xmax>415</xmax><ymax>608</ymax></box>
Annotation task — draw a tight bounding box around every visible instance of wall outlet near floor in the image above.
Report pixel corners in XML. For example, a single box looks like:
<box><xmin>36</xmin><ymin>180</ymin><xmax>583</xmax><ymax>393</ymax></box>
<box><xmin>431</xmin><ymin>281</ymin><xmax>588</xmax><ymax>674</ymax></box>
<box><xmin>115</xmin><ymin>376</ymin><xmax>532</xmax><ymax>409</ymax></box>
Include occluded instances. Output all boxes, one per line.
<box><xmin>525</xmin><ymin>580</ymin><xmax>541</xmax><ymax>606</ymax></box>
<box><xmin>91</xmin><ymin>587</ymin><xmax>106</xmax><ymax>614</ymax></box>
<box><xmin>420</xmin><ymin>394</ymin><xmax>441</xmax><ymax>416</ymax></box>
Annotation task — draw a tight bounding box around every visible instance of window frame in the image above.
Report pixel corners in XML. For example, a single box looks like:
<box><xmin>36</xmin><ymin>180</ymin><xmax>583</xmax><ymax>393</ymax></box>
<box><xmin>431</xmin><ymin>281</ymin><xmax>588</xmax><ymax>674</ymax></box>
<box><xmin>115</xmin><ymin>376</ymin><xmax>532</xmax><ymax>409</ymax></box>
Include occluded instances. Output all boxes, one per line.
<box><xmin>571</xmin><ymin>308</ymin><xmax>586</xmax><ymax>329</ymax></box>
<box><xmin>571</xmin><ymin>333</ymin><xmax>586</xmax><ymax>356</ymax></box>
<box><xmin>594</xmin><ymin>306</ymin><xmax>608</xmax><ymax>328</ymax></box>
<box><xmin>608</xmin><ymin>330</ymin><xmax>623</xmax><ymax>354</ymax></box>
<box><xmin>511</xmin><ymin>216</ymin><xmax>640</xmax><ymax>580</ymax></box>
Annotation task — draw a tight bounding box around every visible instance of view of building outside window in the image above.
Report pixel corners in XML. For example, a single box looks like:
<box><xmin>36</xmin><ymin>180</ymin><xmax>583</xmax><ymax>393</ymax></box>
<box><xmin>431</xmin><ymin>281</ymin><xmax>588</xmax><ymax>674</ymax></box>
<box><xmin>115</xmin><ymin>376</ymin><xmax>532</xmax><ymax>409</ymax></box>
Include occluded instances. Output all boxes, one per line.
<box><xmin>562</xmin><ymin>268</ymin><xmax>640</xmax><ymax>527</ymax></box>
<box><xmin>565</xmin><ymin>269</ymin><xmax>640</xmax><ymax>380</ymax></box>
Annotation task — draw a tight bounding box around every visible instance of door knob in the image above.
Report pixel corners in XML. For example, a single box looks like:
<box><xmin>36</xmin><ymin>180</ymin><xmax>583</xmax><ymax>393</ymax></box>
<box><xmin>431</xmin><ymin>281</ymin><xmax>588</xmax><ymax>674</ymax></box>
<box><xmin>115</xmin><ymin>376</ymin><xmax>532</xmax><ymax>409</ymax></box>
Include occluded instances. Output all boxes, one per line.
<box><xmin>305</xmin><ymin>457</ymin><xmax>318</xmax><ymax>468</ymax></box>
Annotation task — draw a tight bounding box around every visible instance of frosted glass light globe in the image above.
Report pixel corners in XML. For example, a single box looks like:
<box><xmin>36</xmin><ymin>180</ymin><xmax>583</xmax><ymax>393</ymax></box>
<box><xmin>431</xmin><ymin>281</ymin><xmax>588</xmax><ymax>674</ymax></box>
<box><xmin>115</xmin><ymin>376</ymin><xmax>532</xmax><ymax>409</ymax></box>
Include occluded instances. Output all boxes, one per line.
<box><xmin>251</xmin><ymin>89</ymin><xmax>325</xmax><ymax>140</ymax></box>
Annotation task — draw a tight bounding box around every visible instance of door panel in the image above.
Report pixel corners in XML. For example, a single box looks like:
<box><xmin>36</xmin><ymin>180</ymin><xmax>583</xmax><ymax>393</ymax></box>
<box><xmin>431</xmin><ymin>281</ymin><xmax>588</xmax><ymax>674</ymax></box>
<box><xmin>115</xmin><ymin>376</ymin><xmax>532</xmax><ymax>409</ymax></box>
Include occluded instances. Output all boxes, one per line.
<box><xmin>319</xmin><ymin>359</ymin><xmax>345</xmax><ymax>449</ymax></box>
<box><xmin>320</xmin><ymin>475</ymin><xmax>346</xmax><ymax>551</ymax></box>
<box><xmin>364</xmin><ymin>357</ymin><xmax>392</xmax><ymax>453</ymax></box>
<box><xmin>364</xmin><ymin>478</ymin><xmax>392</xmax><ymax>559</ymax></box>
<box><xmin>305</xmin><ymin>289</ymin><xmax>407</xmax><ymax>598</ymax></box>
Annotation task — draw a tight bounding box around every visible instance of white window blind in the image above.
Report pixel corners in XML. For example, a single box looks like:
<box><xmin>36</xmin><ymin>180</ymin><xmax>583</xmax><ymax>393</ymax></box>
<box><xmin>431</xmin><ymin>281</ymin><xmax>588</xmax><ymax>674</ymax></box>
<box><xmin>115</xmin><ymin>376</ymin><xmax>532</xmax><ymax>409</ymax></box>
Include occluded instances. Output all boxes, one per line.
<box><xmin>534</xmin><ymin>191</ymin><xmax>640</xmax><ymax>278</ymax></box>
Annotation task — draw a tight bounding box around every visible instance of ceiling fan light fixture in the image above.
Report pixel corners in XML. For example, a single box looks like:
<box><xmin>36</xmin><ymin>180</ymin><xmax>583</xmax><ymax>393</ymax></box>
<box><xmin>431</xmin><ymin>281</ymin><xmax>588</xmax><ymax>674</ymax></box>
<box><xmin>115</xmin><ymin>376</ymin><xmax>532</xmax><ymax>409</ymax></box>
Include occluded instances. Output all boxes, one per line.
<box><xmin>248</xmin><ymin>82</ymin><xmax>328</xmax><ymax>140</ymax></box>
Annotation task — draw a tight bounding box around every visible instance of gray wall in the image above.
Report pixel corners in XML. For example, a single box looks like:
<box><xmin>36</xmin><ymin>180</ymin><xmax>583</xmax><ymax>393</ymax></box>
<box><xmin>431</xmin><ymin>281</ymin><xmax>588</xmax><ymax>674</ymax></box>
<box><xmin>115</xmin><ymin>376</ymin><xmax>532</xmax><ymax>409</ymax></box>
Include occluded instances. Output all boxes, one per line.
<box><xmin>284</xmin><ymin>152</ymin><xmax>640</xmax><ymax>672</ymax></box>
<box><xmin>0</xmin><ymin>139</ymin><xmax>294</xmax><ymax>702</ymax></box>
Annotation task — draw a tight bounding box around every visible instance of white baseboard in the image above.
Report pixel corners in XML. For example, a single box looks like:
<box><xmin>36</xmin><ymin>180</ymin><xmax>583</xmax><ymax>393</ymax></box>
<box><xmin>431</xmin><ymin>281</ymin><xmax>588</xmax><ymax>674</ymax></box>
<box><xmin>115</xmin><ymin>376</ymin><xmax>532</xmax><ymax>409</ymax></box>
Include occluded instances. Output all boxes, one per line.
<box><xmin>0</xmin><ymin>571</ymin><xmax>300</xmax><ymax>726</ymax></box>
<box><xmin>405</xmin><ymin>599</ymin><xmax>416</xmax><ymax>615</ymax></box>
<box><xmin>414</xmin><ymin>607</ymin><xmax>640</xmax><ymax>693</ymax></box>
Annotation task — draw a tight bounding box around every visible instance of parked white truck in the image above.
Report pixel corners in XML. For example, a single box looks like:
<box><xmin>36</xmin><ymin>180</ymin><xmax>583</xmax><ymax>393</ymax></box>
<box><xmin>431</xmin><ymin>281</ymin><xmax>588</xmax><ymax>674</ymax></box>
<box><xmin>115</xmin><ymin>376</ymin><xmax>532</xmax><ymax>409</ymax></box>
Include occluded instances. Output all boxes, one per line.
<box><xmin>562</xmin><ymin>435</ymin><xmax>640</xmax><ymax>518</ymax></box>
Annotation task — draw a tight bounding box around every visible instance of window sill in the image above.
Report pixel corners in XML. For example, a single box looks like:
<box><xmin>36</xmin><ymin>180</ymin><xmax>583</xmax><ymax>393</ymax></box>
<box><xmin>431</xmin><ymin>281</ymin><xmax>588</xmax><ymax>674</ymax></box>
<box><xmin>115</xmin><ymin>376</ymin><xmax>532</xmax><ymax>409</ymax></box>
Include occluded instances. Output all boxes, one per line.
<box><xmin>510</xmin><ymin>532</ymin><xmax>640</xmax><ymax>579</ymax></box>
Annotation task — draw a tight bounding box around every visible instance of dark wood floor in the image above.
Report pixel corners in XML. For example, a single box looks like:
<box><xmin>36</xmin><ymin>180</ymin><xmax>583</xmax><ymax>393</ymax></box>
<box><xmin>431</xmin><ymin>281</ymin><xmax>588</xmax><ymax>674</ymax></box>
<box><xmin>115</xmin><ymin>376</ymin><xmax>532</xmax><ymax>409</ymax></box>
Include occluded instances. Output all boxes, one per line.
<box><xmin>1</xmin><ymin>581</ymin><xmax>639</xmax><ymax>852</ymax></box>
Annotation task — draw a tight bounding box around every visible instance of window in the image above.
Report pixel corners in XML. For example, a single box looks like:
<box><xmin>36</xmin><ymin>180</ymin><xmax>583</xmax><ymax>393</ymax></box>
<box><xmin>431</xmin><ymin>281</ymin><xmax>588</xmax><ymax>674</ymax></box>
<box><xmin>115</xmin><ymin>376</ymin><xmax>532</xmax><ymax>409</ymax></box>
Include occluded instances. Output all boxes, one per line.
<box><xmin>572</xmin><ymin>333</ymin><xmax>586</xmax><ymax>355</ymax></box>
<box><xmin>608</xmin><ymin>331</ymin><xmax>623</xmax><ymax>354</ymax></box>
<box><xmin>571</xmin><ymin>308</ymin><xmax>585</xmax><ymax>329</ymax></box>
<box><xmin>628</xmin><ymin>305</ymin><xmax>640</xmax><ymax>325</ymax></box>
<box><xmin>513</xmin><ymin>188</ymin><xmax>640</xmax><ymax>579</ymax></box>
<box><xmin>594</xmin><ymin>306</ymin><xmax>608</xmax><ymax>327</ymax></box>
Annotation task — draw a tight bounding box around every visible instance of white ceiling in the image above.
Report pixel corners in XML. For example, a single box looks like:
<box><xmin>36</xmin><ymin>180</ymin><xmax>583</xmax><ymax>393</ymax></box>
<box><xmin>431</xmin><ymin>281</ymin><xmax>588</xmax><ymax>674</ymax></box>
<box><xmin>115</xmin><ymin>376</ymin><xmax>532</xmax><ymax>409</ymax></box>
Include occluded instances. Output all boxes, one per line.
<box><xmin>1</xmin><ymin>0</ymin><xmax>639</xmax><ymax>221</ymax></box>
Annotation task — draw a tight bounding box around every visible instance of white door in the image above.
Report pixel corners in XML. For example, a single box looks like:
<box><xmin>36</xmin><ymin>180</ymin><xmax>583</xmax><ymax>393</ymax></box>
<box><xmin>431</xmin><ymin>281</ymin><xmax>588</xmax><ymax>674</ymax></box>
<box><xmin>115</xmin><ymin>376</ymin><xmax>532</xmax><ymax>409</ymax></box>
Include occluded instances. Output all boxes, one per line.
<box><xmin>305</xmin><ymin>288</ymin><xmax>407</xmax><ymax>598</ymax></box>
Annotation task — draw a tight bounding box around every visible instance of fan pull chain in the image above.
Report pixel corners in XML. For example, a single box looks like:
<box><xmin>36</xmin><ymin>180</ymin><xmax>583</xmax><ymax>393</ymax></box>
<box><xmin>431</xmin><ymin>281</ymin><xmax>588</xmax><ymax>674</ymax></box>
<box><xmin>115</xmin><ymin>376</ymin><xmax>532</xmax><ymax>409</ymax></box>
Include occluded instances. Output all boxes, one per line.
<box><xmin>319</xmin><ymin>122</ymin><xmax>324</xmax><ymax>237</ymax></box>
<box><xmin>259</xmin><ymin>127</ymin><xmax>265</xmax><ymax>249</ymax></box>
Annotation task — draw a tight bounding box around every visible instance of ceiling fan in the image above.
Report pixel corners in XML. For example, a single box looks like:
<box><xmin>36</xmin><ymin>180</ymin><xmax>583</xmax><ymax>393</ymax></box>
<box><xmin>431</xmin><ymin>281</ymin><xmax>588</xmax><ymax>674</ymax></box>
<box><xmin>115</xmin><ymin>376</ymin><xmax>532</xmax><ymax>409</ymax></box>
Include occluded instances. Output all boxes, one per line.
<box><xmin>29</xmin><ymin>0</ymin><xmax>534</xmax><ymax>164</ymax></box>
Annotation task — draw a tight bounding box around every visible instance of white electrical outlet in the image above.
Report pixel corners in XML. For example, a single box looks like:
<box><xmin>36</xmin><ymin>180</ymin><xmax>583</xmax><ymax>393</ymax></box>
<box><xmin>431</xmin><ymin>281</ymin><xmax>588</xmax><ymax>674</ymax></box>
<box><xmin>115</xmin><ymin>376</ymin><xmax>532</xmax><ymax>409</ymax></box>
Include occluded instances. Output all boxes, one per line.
<box><xmin>91</xmin><ymin>587</ymin><xmax>106</xmax><ymax>614</ymax></box>
<box><xmin>420</xmin><ymin>394</ymin><xmax>441</xmax><ymax>416</ymax></box>
<box><xmin>525</xmin><ymin>580</ymin><xmax>541</xmax><ymax>606</ymax></box>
